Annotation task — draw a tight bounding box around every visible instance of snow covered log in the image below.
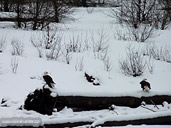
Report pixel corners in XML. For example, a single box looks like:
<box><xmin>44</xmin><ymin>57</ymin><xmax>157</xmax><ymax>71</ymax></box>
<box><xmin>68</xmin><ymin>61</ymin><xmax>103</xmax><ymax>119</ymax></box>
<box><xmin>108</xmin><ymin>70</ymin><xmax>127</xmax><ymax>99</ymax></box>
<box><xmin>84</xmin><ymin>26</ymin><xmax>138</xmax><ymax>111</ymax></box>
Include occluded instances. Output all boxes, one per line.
<box><xmin>54</xmin><ymin>95</ymin><xmax>171</xmax><ymax>110</ymax></box>
<box><xmin>44</xmin><ymin>114</ymin><xmax>171</xmax><ymax>128</ymax></box>
<box><xmin>100</xmin><ymin>116</ymin><xmax>171</xmax><ymax>126</ymax></box>
<box><xmin>91</xmin><ymin>114</ymin><xmax>171</xmax><ymax>127</ymax></box>
<box><xmin>24</xmin><ymin>87</ymin><xmax>171</xmax><ymax>115</ymax></box>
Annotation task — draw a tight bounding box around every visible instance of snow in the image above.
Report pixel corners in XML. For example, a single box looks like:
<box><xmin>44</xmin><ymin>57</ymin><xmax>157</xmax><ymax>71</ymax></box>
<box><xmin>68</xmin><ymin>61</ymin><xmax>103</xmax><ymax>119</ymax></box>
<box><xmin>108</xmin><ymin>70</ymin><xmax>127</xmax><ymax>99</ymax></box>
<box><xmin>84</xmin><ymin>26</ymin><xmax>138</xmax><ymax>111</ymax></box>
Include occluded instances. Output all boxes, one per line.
<box><xmin>91</xmin><ymin>111</ymin><xmax>171</xmax><ymax>127</ymax></box>
<box><xmin>0</xmin><ymin>7</ymin><xmax>171</xmax><ymax>127</ymax></box>
<box><xmin>1</xmin><ymin>100</ymin><xmax>171</xmax><ymax>127</ymax></box>
<box><xmin>101</xmin><ymin>125</ymin><xmax>171</xmax><ymax>128</ymax></box>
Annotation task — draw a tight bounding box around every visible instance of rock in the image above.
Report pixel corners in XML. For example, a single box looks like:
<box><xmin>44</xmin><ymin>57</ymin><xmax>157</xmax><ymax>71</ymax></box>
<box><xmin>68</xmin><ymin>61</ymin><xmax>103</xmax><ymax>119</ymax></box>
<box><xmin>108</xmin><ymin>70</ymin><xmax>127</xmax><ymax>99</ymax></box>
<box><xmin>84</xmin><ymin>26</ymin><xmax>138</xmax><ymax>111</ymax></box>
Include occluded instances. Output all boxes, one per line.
<box><xmin>1</xmin><ymin>97</ymin><xmax>10</xmax><ymax>107</ymax></box>
<box><xmin>24</xmin><ymin>87</ymin><xmax>59</xmax><ymax>115</ymax></box>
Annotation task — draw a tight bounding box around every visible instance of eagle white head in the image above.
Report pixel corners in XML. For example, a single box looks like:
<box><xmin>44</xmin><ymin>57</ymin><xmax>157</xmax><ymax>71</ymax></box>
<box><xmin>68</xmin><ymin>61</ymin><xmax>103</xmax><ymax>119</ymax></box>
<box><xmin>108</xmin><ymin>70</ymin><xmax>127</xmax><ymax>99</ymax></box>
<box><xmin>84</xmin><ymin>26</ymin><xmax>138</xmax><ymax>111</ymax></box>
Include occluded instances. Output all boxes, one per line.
<box><xmin>142</xmin><ymin>78</ymin><xmax>147</xmax><ymax>81</ymax></box>
<box><xmin>44</xmin><ymin>71</ymin><xmax>49</xmax><ymax>76</ymax></box>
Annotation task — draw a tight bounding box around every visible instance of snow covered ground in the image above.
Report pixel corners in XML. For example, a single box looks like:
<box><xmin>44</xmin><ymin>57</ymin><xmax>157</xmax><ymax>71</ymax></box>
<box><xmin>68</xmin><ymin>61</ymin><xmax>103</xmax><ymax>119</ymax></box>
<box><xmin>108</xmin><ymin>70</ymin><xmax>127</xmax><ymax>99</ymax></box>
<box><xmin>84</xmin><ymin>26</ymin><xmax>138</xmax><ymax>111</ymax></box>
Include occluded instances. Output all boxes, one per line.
<box><xmin>0</xmin><ymin>7</ymin><xmax>171</xmax><ymax>127</ymax></box>
<box><xmin>0</xmin><ymin>100</ymin><xmax>171</xmax><ymax>127</ymax></box>
<box><xmin>101</xmin><ymin>126</ymin><xmax>171</xmax><ymax>128</ymax></box>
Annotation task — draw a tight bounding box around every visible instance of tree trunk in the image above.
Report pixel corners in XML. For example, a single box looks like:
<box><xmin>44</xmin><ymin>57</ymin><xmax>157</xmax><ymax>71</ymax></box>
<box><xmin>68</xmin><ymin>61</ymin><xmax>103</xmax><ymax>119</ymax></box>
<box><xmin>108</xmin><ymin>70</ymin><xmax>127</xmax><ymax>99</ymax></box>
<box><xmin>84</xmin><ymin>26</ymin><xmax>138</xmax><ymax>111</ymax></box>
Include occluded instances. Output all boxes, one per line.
<box><xmin>161</xmin><ymin>13</ymin><xmax>168</xmax><ymax>30</ymax></box>
<box><xmin>82</xmin><ymin>0</ymin><xmax>87</xmax><ymax>7</ymax></box>
<box><xmin>16</xmin><ymin>2</ymin><xmax>21</xmax><ymax>28</ymax></box>
<box><xmin>4</xmin><ymin>0</ymin><xmax>9</xmax><ymax>12</ymax></box>
<box><xmin>52</xmin><ymin>0</ymin><xmax>60</xmax><ymax>23</ymax></box>
<box><xmin>32</xmin><ymin>1</ymin><xmax>39</xmax><ymax>30</ymax></box>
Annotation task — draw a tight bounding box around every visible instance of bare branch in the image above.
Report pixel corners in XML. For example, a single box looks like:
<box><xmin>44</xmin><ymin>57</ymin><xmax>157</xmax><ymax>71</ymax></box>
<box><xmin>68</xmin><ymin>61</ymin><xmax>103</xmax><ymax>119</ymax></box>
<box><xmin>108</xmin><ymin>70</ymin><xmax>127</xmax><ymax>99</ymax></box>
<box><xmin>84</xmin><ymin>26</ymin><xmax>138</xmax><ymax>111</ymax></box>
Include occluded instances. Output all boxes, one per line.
<box><xmin>119</xmin><ymin>45</ymin><xmax>146</xmax><ymax>77</ymax></box>
<box><xmin>75</xmin><ymin>56</ymin><xmax>84</xmax><ymax>71</ymax></box>
<box><xmin>103</xmin><ymin>56</ymin><xmax>113</xmax><ymax>72</ymax></box>
<box><xmin>62</xmin><ymin>43</ymin><xmax>73</xmax><ymax>64</ymax></box>
<box><xmin>0</xmin><ymin>36</ymin><xmax>6</xmax><ymax>53</ymax></box>
<box><xmin>11</xmin><ymin>39</ymin><xmax>24</xmax><ymax>56</ymax></box>
<box><xmin>11</xmin><ymin>57</ymin><xmax>19</xmax><ymax>74</ymax></box>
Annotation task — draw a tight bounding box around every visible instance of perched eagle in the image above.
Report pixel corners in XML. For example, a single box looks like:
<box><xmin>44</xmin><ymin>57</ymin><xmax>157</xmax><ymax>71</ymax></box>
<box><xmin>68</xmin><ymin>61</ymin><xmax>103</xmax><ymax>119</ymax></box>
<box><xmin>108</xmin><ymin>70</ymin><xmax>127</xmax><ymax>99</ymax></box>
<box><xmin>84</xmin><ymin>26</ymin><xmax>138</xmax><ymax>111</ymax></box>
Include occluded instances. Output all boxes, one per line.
<box><xmin>43</xmin><ymin>72</ymin><xmax>55</xmax><ymax>88</ymax></box>
<box><xmin>140</xmin><ymin>78</ymin><xmax>151</xmax><ymax>92</ymax></box>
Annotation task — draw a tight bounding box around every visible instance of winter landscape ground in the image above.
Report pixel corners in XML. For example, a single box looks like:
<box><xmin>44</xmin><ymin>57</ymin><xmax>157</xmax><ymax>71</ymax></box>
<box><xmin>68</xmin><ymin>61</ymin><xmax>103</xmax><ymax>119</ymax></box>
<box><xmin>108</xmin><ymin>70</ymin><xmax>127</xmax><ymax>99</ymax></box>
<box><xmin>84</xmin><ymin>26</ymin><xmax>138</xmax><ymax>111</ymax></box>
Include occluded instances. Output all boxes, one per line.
<box><xmin>0</xmin><ymin>7</ymin><xmax>171</xmax><ymax>128</ymax></box>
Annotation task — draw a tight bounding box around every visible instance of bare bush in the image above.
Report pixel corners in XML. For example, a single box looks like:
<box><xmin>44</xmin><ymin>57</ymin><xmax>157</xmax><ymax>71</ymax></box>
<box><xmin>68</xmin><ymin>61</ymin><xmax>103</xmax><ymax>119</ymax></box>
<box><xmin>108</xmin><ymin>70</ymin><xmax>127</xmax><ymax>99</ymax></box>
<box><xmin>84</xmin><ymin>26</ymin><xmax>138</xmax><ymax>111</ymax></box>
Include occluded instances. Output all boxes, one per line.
<box><xmin>114</xmin><ymin>28</ymin><xmax>130</xmax><ymax>41</ymax></box>
<box><xmin>87</xmin><ymin>7</ymin><xmax>95</xmax><ymax>14</ymax></box>
<box><xmin>143</xmin><ymin>43</ymin><xmax>171</xmax><ymax>63</ymax></box>
<box><xmin>0</xmin><ymin>65</ymin><xmax>4</xmax><ymax>75</ymax></box>
<box><xmin>31</xmin><ymin>26</ymin><xmax>63</xmax><ymax>59</ymax></box>
<box><xmin>109</xmin><ymin>0</ymin><xmax>162</xmax><ymax>29</ymax></box>
<box><xmin>46</xmin><ymin>36</ymin><xmax>62</xmax><ymax>61</ymax></box>
<box><xmin>91</xmin><ymin>29</ymin><xmax>109</xmax><ymax>60</ymax></box>
<box><xmin>11</xmin><ymin>57</ymin><xmax>19</xmax><ymax>74</ymax></box>
<box><xmin>159</xmin><ymin>45</ymin><xmax>171</xmax><ymax>63</ymax></box>
<box><xmin>119</xmin><ymin>46</ymin><xmax>146</xmax><ymax>77</ymax></box>
<box><xmin>62</xmin><ymin>43</ymin><xmax>73</xmax><ymax>64</ymax></box>
<box><xmin>67</xmin><ymin>34</ymin><xmax>82</xmax><ymax>53</ymax></box>
<box><xmin>157</xmin><ymin>0</ymin><xmax>171</xmax><ymax>30</ymax></box>
<box><xmin>0</xmin><ymin>36</ymin><xmax>6</xmax><ymax>53</ymax></box>
<box><xmin>32</xmin><ymin>27</ymin><xmax>61</xmax><ymax>50</ymax></box>
<box><xmin>114</xmin><ymin>24</ymin><xmax>156</xmax><ymax>42</ymax></box>
<box><xmin>31</xmin><ymin>33</ymin><xmax>45</xmax><ymax>58</ymax></box>
<box><xmin>11</xmin><ymin>39</ymin><xmax>24</xmax><ymax>56</ymax></box>
<box><xmin>146</xmin><ymin>57</ymin><xmax>154</xmax><ymax>74</ymax></box>
<box><xmin>83</xmin><ymin>33</ymin><xmax>91</xmax><ymax>51</ymax></box>
<box><xmin>31</xmin><ymin>33</ymin><xmax>43</xmax><ymax>48</ymax></box>
<box><xmin>37</xmin><ymin>47</ymin><xmax>44</xmax><ymax>58</ymax></box>
<box><xmin>75</xmin><ymin>56</ymin><xmax>84</xmax><ymax>71</ymax></box>
<box><xmin>92</xmin><ymin>29</ymin><xmax>109</xmax><ymax>52</ymax></box>
<box><xmin>103</xmin><ymin>56</ymin><xmax>113</xmax><ymax>72</ymax></box>
<box><xmin>128</xmin><ymin>24</ymin><xmax>156</xmax><ymax>42</ymax></box>
<box><xmin>109</xmin><ymin>0</ymin><xmax>163</xmax><ymax>42</ymax></box>
<box><xmin>41</xmin><ymin>26</ymin><xmax>61</xmax><ymax>50</ymax></box>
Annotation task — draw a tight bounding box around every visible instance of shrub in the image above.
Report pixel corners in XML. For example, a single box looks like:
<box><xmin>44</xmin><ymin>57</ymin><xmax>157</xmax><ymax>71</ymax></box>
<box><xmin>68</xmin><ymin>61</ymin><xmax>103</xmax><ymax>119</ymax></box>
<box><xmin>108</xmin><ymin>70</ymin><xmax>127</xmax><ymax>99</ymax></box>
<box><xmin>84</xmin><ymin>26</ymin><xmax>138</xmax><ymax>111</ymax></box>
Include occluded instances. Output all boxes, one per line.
<box><xmin>11</xmin><ymin>39</ymin><xmax>24</xmax><ymax>56</ymax></box>
<box><xmin>119</xmin><ymin>46</ymin><xmax>146</xmax><ymax>77</ymax></box>
<box><xmin>0</xmin><ymin>36</ymin><xmax>6</xmax><ymax>53</ymax></box>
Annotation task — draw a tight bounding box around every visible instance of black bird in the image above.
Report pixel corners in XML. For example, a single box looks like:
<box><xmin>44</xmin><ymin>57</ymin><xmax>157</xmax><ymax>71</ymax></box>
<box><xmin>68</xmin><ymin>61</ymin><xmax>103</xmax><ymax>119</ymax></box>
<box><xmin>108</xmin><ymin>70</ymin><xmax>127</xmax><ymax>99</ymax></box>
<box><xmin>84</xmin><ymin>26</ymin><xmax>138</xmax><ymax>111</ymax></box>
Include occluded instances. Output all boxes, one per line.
<box><xmin>43</xmin><ymin>72</ymin><xmax>55</xmax><ymax>88</ymax></box>
<box><xmin>140</xmin><ymin>78</ymin><xmax>151</xmax><ymax>92</ymax></box>
<box><xmin>84</xmin><ymin>72</ymin><xmax>100</xmax><ymax>86</ymax></box>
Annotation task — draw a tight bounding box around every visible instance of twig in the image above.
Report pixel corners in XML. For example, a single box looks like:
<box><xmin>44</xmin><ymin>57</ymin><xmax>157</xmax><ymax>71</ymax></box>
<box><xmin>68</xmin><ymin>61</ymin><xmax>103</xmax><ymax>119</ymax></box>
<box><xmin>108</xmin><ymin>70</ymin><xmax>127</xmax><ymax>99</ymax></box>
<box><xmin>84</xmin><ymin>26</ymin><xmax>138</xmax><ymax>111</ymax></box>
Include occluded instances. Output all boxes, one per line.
<box><xmin>150</xmin><ymin>99</ymin><xmax>159</xmax><ymax>109</ymax></box>
<box><xmin>140</xmin><ymin>105</ymin><xmax>156</xmax><ymax>112</ymax></box>
<box><xmin>30</xmin><ymin>75</ymin><xmax>43</xmax><ymax>80</ymax></box>
<box><xmin>109</xmin><ymin>105</ymin><xmax>119</xmax><ymax>115</ymax></box>
<box><xmin>113</xmin><ymin>110</ymin><xmax>118</xmax><ymax>115</ymax></box>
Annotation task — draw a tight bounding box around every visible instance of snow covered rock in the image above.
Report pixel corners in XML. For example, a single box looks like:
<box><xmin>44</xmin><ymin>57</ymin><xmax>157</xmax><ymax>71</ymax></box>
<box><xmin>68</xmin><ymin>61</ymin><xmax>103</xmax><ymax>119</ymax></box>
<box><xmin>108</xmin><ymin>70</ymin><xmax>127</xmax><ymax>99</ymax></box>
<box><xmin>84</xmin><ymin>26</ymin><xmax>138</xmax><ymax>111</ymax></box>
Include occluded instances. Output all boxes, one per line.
<box><xmin>0</xmin><ymin>97</ymin><xmax>11</xmax><ymax>107</ymax></box>
<box><xmin>24</xmin><ymin>87</ymin><xmax>60</xmax><ymax>115</ymax></box>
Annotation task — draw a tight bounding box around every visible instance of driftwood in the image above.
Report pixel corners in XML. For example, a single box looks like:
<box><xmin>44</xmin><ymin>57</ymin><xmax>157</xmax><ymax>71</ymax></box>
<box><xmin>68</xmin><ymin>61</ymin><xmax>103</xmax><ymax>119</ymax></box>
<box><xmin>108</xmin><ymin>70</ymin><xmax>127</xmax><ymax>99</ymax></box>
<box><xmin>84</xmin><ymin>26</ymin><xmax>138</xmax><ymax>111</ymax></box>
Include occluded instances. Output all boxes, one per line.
<box><xmin>94</xmin><ymin>116</ymin><xmax>171</xmax><ymax>127</ymax></box>
<box><xmin>55</xmin><ymin>95</ymin><xmax>171</xmax><ymax>110</ymax></box>
<box><xmin>44</xmin><ymin>115</ymin><xmax>171</xmax><ymax>128</ymax></box>
<box><xmin>24</xmin><ymin>87</ymin><xmax>171</xmax><ymax>114</ymax></box>
<box><xmin>4</xmin><ymin>87</ymin><xmax>170</xmax><ymax>127</ymax></box>
<box><xmin>2</xmin><ymin>116</ymin><xmax>171</xmax><ymax>128</ymax></box>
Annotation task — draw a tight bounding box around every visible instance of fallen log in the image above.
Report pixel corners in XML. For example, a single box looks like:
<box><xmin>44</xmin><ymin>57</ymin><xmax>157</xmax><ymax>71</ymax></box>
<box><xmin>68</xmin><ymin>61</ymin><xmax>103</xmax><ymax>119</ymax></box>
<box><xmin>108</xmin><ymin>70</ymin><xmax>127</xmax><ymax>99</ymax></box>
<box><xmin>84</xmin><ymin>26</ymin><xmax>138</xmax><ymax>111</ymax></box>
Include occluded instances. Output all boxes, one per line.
<box><xmin>2</xmin><ymin>115</ymin><xmax>171</xmax><ymax>128</ymax></box>
<box><xmin>92</xmin><ymin>116</ymin><xmax>171</xmax><ymax>127</ymax></box>
<box><xmin>44</xmin><ymin>115</ymin><xmax>171</xmax><ymax>128</ymax></box>
<box><xmin>24</xmin><ymin>87</ymin><xmax>171</xmax><ymax>115</ymax></box>
<box><xmin>55</xmin><ymin>95</ymin><xmax>171</xmax><ymax>110</ymax></box>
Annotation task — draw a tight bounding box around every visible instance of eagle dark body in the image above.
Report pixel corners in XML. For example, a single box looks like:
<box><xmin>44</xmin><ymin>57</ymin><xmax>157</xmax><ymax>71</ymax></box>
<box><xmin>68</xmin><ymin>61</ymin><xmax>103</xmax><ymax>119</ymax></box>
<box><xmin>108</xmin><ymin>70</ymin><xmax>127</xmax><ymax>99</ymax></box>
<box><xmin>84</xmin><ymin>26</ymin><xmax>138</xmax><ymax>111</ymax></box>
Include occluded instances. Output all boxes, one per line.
<box><xmin>43</xmin><ymin>75</ymin><xmax>55</xmax><ymax>88</ymax></box>
<box><xmin>140</xmin><ymin>80</ymin><xmax>151</xmax><ymax>90</ymax></box>
<box><xmin>84</xmin><ymin>72</ymin><xmax>100</xmax><ymax>86</ymax></box>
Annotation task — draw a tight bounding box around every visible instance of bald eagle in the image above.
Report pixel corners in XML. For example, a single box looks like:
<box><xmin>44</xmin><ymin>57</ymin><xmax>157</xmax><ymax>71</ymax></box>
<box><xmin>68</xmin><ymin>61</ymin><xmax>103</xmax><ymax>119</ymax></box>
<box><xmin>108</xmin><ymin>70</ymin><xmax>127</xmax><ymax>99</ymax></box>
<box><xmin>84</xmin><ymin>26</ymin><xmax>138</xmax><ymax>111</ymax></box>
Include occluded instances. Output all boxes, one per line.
<box><xmin>43</xmin><ymin>72</ymin><xmax>55</xmax><ymax>88</ymax></box>
<box><xmin>140</xmin><ymin>78</ymin><xmax>151</xmax><ymax>92</ymax></box>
